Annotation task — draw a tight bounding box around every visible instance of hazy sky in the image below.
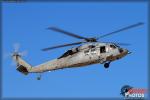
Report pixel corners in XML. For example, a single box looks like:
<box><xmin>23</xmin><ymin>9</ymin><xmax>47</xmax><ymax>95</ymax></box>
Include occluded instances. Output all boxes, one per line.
<box><xmin>2</xmin><ymin>1</ymin><xmax>148</xmax><ymax>99</ymax></box>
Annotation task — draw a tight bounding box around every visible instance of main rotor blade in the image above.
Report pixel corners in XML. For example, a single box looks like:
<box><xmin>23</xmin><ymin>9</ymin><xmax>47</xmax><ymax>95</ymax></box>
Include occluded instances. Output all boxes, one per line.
<box><xmin>104</xmin><ymin>42</ymin><xmax>131</xmax><ymax>46</ymax></box>
<box><xmin>42</xmin><ymin>42</ymin><xmax>85</xmax><ymax>51</ymax></box>
<box><xmin>98</xmin><ymin>22</ymin><xmax>144</xmax><ymax>39</ymax></box>
<box><xmin>48</xmin><ymin>27</ymin><xmax>88</xmax><ymax>40</ymax></box>
<box><xmin>114</xmin><ymin>42</ymin><xmax>131</xmax><ymax>46</ymax></box>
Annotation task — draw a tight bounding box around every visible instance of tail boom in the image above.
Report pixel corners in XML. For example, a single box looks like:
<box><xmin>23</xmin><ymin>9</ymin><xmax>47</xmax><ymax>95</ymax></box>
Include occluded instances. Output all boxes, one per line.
<box><xmin>12</xmin><ymin>53</ymin><xmax>32</xmax><ymax>75</ymax></box>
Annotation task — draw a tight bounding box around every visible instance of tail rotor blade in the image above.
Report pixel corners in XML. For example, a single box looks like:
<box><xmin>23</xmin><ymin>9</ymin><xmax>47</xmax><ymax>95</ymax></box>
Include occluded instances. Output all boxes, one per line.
<box><xmin>19</xmin><ymin>50</ymin><xmax>28</xmax><ymax>56</ymax></box>
<box><xmin>3</xmin><ymin>52</ymin><xmax>12</xmax><ymax>60</ymax></box>
<box><xmin>10</xmin><ymin>60</ymin><xmax>17</xmax><ymax>67</ymax></box>
<box><xmin>13</xmin><ymin>43</ymin><xmax>20</xmax><ymax>52</ymax></box>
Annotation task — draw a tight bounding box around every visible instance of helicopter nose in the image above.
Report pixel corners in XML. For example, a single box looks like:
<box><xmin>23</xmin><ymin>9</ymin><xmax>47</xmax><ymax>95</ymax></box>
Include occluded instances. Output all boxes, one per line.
<box><xmin>124</xmin><ymin>49</ymin><xmax>131</xmax><ymax>55</ymax></box>
<box><xmin>106</xmin><ymin>48</ymin><xmax>130</xmax><ymax>61</ymax></box>
<box><xmin>124</xmin><ymin>49</ymin><xmax>128</xmax><ymax>54</ymax></box>
<box><xmin>127</xmin><ymin>50</ymin><xmax>132</xmax><ymax>54</ymax></box>
<box><xmin>118</xmin><ymin>48</ymin><xmax>130</xmax><ymax>58</ymax></box>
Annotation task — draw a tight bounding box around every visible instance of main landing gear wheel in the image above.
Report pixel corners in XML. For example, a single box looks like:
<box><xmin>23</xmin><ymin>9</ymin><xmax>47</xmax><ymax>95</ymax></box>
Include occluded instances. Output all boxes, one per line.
<box><xmin>37</xmin><ymin>77</ymin><xmax>41</xmax><ymax>80</ymax></box>
<box><xmin>37</xmin><ymin>73</ymin><xmax>42</xmax><ymax>80</ymax></box>
<box><xmin>104</xmin><ymin>62</ymin><xmax>110</xmax><ymax>68</ymax></box>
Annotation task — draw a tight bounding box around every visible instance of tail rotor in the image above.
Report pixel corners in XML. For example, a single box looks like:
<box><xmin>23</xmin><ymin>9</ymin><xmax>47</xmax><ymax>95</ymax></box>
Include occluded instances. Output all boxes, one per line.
<box><xmin>12</xmin><ymin>43</ymin><xmax>28</xmax><ymax>57</ymax></box>
<box><xmin>4</xmin><ymin>43</ymin><xmax>28</xmax><ymax>67</ymax></box>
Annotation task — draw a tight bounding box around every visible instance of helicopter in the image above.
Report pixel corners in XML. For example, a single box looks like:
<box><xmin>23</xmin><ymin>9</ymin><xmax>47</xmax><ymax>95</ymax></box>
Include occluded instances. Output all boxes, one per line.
<box><xmin>12</xmin><ymin>22</ymin><xmax>144</xmax><ymax>80</ymax></box>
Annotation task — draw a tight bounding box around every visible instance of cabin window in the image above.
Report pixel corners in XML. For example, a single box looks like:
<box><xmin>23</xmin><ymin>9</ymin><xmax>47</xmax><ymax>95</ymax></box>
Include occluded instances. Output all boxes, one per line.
<box><xmin>89</xmin><ymin>45</ymin><xmax>95</xmax><ymax>48</ymax></box>
<box><xmin>91</xmin><ymin>48</ymin><xmax>96</xmax><ymax>52</ymax></box>
<box><xmin>110</xmin><ymin>44</ymin><xmax>116</xmax><ymax>49</ymax></box>
<box><xmin>100</xmin><ymin>46</ymin><xmax>106</xmax><ymax>53</ymax></box>
<box><xmin>84</xmin><ymin>50</ymin><xmax>89</xmax><ymax>53</ymax></box>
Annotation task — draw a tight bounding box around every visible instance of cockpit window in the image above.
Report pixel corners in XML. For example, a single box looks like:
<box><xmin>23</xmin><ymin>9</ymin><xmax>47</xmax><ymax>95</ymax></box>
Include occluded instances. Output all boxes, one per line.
<box><xmin>89</xmin><ymin>45</ymin><xmax>95</xmax><ymax>48</ymax></box>
<box><xmin>110</xmin><ymin>44</ymin><xmax>116</xmax><ymax>49</ymax></box>
<box><xmin>100</xmin><ymin>46</ymin><xmax>106</xmax><ymax>53</ymax></box>
<box><xmin>58</xmin><ymin>47</ymin><xmax>79</xmax><ymax>59</ymax></box>
<box><xmin>58</xmin><ymin>50</ymin><xmax>72</xmax><ymax>59</ymax></box>
<box><xmin>58</xmin><ymin>50</ymin><xmax>76</xmax><ymax>59</ymax></box>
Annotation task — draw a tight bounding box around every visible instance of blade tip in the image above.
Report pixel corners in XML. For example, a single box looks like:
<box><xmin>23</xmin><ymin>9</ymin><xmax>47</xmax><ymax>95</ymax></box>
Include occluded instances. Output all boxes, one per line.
<box><xmin>47</xmin><ymin>26</ymin><xmax>56</xmax><ymax>30</ymax></box>
<box><xmin>138</xmin><ymin>22</ymin><xmax>144</xmax><ymax>25</ymax></box>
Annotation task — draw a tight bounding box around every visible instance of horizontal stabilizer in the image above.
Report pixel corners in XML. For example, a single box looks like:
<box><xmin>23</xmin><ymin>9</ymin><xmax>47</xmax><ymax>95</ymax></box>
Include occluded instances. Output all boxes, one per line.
<box><xmin>16</xmin><ymin>65</ymin><xmax>29</xmax><ymax>75</ymax></box>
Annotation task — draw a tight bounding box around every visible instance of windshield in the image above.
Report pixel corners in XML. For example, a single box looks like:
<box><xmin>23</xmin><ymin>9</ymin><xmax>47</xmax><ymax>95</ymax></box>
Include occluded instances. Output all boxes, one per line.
<box><xmin>58</xmin><ymin>48</ymin><xmax>78</xmax><ymax>59</ymax></box>
<box><xmin>58</xmin><ymin>50</ymin><xmax>73</xmax><ymax>59</ymax></box>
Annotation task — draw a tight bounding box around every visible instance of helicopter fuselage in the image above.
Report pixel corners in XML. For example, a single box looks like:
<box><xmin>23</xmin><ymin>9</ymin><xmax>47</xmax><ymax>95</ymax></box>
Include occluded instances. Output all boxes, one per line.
<box><xmin>29</xmin><ymin>42</ymin><xmax>129</xmax><ymax>73</ymax></box>
<box><xmin>11</xmin><ymin>22</ymin><xmax>143</xmax><ymax>79</ymax></box>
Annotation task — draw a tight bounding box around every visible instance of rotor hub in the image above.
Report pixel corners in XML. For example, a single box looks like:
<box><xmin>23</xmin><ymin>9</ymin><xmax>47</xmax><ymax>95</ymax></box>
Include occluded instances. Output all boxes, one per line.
<box><xmin>86</xmin><ymin>38</ymin><xmax>97</xmax><ymax>42</ymax></box>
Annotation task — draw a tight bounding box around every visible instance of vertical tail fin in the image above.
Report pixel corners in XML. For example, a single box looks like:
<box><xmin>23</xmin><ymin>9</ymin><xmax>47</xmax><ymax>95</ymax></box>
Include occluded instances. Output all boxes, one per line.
<box><xmin>12</xmin><ymin>52</ymin><xmax>32</xmax><ymax>75</ymax></box>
